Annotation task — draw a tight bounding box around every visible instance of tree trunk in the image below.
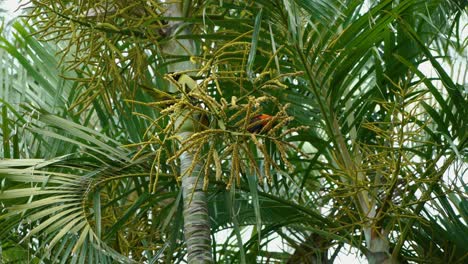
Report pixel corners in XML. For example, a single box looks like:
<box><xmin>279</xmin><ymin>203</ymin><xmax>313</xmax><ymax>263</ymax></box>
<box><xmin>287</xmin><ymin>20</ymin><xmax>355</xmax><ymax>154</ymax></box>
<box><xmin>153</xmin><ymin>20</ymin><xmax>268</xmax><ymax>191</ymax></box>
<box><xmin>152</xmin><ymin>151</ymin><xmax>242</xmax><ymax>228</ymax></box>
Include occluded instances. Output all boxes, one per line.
<box><xmin>180</xmin><ymin>142</ymin><xmax>213</xmax><ymax>263</ymax></box>
<box><xmin>331</xmin><ymin>118</ymin><xmax>398</xmax><ymax>264</ymax></box>
<box><xmin>364</xmin><ymin>228</ymin><xmax>396</xmax><ymax>264</ymax></box>
<box><xmin>162</xmin><ymin>1</ymin><xmax>213</xmax><ymax>263</ymax></box>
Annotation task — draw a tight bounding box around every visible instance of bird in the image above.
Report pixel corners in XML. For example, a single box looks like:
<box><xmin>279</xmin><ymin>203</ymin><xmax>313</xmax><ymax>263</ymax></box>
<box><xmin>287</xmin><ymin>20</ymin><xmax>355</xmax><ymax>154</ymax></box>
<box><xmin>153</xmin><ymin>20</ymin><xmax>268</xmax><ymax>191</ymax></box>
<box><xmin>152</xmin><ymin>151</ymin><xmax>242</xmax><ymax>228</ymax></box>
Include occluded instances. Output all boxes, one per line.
<box><xmin>247</xmin><ymin>114</ymin><xmax>273</xmax><ymax>133</ymax></box>
<box><xmin>140</xmin><ymin>74</ymin><xmax>200</xmax><ymax>109</ymax></box>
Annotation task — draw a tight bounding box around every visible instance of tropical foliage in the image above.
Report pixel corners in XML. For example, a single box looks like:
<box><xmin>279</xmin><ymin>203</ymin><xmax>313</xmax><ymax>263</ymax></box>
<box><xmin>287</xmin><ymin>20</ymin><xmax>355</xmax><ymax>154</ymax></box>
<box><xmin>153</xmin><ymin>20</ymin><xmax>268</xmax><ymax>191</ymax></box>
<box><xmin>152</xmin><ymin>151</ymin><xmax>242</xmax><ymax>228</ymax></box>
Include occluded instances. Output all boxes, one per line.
<box><xmin>1</xmin><ymin>0</ymin><xmax>467</xmax><ymax>263</ymax></box>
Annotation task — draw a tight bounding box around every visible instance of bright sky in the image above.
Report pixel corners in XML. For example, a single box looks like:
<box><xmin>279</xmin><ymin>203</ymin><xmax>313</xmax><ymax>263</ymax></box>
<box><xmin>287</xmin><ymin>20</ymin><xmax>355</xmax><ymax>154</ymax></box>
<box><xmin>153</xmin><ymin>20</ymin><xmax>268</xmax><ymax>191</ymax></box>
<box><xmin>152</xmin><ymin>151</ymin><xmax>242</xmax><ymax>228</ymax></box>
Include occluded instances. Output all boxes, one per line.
<box><xmin>0</xmin><ymin>0</ymin><xmax>21</xmax><ymax>19</ymax></box>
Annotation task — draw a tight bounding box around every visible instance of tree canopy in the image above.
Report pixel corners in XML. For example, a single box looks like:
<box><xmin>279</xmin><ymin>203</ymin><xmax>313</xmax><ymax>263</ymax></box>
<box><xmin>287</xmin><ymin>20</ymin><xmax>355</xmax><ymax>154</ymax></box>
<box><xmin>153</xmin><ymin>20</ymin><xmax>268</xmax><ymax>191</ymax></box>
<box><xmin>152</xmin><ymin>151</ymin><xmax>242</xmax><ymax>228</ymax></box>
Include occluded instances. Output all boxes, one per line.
<box><xmin>1</xmin><ymin>0</ymin><xmax>467</xmax><ymax>263</ymax></box>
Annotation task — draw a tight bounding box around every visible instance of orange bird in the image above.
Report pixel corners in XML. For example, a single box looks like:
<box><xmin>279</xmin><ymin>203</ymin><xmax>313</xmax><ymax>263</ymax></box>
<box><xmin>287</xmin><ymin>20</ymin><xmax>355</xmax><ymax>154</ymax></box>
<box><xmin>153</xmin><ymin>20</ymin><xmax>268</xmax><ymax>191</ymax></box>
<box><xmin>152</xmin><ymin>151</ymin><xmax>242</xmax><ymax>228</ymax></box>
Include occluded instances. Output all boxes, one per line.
<box><xmin>247</xmin><ymin>114</ymin><xmax>273</xmax><ymax>133</ymax></box>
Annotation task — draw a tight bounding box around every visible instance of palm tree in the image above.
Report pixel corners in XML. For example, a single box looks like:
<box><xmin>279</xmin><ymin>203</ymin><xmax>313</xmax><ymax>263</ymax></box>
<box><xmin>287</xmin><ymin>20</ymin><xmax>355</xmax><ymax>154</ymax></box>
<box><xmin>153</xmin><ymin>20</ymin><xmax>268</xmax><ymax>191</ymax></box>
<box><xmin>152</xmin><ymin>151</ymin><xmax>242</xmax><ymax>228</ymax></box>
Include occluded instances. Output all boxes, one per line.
<box><xmin>1</xmin><ymin>0</ymin><xmax>466</xmax><ymax>263</ymax></box>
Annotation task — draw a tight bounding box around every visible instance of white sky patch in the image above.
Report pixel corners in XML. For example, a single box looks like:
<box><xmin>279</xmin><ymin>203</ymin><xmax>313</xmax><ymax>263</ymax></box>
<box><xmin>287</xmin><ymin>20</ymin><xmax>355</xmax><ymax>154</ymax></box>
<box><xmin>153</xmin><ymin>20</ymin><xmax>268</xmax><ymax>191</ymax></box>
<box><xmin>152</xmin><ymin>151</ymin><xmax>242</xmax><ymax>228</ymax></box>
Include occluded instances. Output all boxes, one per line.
<box><xmin>0</xmin><ymin>0</ymin><xmax>22</xmax><ymax>20</ymax></box>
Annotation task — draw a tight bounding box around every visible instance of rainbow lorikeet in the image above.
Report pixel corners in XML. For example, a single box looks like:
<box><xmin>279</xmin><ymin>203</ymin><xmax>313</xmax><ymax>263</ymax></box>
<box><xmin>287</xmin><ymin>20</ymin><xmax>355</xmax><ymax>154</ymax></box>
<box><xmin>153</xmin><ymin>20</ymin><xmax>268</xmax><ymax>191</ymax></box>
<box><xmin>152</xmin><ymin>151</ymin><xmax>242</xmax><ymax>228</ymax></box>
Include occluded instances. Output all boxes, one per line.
<box><xmin>247</xmin><ymin>114</ymin><xmax>273</xmax><ymax>133</ymax></box>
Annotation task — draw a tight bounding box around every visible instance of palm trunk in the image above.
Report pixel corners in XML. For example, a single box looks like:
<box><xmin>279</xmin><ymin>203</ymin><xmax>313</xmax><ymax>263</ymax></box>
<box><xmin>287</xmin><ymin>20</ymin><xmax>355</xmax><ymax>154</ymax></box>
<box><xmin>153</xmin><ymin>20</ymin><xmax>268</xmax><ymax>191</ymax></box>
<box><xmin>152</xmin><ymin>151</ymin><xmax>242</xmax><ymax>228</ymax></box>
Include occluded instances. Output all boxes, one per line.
<box><xmin>331</xmin><ymin>117</ymin><xmax>397</xmax><ymax>264</ymax></box>
<box><xmin>162</xmin><ymin>2</ymin><xmax>213</xmax><ymax>263</ymax></box>
<box><xmin>365</xmin><ymin>230</ymin><xmax>394</xmax><ymax>264</ymax></box>
<box><xmin>180</xmin><ymin>138</ymin><xmax>212</xmax><ymax>263</ymax></box>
